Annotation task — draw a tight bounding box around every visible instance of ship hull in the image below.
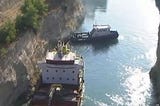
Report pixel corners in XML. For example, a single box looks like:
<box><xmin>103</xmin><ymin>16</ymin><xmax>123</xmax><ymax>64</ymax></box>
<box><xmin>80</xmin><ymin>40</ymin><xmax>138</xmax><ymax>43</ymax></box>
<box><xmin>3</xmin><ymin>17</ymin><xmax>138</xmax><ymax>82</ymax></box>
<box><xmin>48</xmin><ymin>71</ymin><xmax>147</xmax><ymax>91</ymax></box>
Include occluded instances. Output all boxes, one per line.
<box><xmin>30</xmin><ymin>41</ymin><xmax>85</xmax><ymax>106</ymax></box>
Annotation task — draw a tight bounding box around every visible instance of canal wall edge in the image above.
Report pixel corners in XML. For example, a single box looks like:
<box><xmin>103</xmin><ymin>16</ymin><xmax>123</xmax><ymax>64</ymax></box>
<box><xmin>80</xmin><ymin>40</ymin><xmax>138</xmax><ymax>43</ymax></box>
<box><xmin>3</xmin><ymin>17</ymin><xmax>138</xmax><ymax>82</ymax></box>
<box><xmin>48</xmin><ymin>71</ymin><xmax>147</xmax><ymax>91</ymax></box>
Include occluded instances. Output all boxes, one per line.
<box><xmin>150</xmin><ymin>0</ymin><xmax>160</xmax><ymax>104</ymax></box>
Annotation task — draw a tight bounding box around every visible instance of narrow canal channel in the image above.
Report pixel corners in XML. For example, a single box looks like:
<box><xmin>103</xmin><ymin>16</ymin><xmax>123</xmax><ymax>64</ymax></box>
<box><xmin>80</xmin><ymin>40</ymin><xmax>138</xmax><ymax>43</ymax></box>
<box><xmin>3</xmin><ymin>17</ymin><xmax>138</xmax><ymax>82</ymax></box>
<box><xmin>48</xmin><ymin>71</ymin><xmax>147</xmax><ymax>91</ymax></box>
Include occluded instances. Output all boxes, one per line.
<box><xmin>72</xmin><ymin>0</ymin><xmax>160</xmax><ymax>105</ymax></box>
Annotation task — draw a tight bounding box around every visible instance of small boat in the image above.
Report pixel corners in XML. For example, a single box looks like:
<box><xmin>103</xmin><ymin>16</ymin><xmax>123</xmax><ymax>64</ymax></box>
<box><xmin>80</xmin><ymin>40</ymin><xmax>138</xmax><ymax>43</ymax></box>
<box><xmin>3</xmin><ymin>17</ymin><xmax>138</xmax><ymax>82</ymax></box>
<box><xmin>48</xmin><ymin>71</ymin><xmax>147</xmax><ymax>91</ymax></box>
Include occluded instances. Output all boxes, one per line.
<box><xmin>70</xmin><ymin>25</ymin><xmax>119</xmax><ymax>42</ymax></box>
<box><xmin>30</xmin><ymin>41</ymin><xmax>84</xmax><ymax>106</ymax></box>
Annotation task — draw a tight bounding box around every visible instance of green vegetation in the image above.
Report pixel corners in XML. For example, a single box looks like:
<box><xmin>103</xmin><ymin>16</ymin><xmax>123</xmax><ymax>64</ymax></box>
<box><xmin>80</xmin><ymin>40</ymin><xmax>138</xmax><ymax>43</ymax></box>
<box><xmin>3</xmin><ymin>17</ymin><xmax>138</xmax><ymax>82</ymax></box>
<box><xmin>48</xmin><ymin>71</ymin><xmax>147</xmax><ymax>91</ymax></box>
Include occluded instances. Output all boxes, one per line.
<box><xmin>16</xmin><ymin>0</ymin><xmax>48</xmax><ymax>32</ymax></box>
<box><xmin>0</xmin><ymin>47</ymin><xmax>8</xmax><ymax>57</ymax></box>
<box><xmin>0</xmin><ymin>0</ymin><xmax>48</xmax><ymax>56</ymax></box>
<box><xmin>0</xmin><ymin>21</ymin><xmax>17</xmax><ymax>44</ymax></box>
<box><xmin>0</xmin><ymin>21</ymin><xmax>16</xmax><ymax>57</ymax></box>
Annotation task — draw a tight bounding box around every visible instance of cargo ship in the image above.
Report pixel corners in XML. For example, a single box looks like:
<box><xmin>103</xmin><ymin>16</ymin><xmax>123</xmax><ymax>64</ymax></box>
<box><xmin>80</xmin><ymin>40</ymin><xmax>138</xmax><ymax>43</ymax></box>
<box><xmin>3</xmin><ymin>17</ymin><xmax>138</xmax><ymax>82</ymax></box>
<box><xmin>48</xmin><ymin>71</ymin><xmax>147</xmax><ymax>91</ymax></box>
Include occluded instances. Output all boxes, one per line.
<box><xmin>30</xmin><ymin>41</ymin><xmax>84</xmax><ymax>106</ymax></box>
<box><xmin>70</xmin><ymin>25</ymin><xmax>119</xmax><ymax>42</ymax></box>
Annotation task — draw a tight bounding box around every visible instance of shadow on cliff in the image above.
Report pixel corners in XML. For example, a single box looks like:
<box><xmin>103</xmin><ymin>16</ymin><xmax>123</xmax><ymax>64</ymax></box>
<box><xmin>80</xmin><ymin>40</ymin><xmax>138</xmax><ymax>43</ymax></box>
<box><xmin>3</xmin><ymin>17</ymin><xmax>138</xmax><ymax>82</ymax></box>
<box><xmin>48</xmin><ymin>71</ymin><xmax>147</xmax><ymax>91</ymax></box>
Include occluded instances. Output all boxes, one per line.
<box><xmin>155</xmin><ymin>0</ymin><xmax>160</xmax><ymax>11</ymax></box>
<box><xmin>13</xmin><ymin>62</ymin><xmax>30</xmax><ymax>106</ymax></box>
<box><xmin>0</xmin><ymin>62</ymin><xmax>29</xmax><ymax>106</ymax></box>
<box><xmin>150</xmin><ymin>64</ymin><xmax>160</xmax><ymax>105</ymax></box>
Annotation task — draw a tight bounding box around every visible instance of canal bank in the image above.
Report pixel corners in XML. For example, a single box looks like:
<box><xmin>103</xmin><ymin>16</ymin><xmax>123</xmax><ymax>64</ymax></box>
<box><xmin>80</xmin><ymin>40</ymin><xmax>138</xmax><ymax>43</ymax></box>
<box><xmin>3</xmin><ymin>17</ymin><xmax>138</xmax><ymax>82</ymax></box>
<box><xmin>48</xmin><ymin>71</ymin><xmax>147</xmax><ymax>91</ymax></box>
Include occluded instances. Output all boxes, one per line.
<box><xmin>150</xmin><ymin>0</ymin><xmax>160</xmax><ymax>104</ymax></box>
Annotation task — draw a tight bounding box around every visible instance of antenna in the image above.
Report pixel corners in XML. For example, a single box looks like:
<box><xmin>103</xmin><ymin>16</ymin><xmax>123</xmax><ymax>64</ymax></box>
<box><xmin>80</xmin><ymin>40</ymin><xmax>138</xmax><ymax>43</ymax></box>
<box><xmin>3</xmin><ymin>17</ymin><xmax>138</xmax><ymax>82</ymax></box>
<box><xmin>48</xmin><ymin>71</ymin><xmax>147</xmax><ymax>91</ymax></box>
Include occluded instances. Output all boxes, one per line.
<box><xmin>59</xmin><ymin>22</ymin><xmax>62</xmax><ymax>40</ymax></box>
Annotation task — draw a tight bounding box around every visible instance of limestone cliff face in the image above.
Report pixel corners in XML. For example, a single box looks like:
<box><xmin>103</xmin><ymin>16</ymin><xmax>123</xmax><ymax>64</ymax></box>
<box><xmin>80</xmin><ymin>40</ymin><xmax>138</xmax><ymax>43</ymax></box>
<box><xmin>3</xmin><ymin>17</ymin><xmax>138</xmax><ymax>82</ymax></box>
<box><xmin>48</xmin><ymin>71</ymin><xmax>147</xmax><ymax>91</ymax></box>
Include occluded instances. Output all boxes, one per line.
<box><xmin>0</xmin><ymin>0</ymin><xmax>84</xmax><ymax>106</ymax></box>
<box><xmin>41</xmin><ymin>0</ymin><xmax>84</xmax><ymax>41</ymax></box>
<box><xmin>0</xmin><ymin>0</ymin><xmax>22</xmax><ymax>11</ymax></box>
<box><xmin>150</xmin><ymin>0</ymin><xmax>160</xmax><ymax>104</ymax></box>
<box><xmin>0</xmin><ymin>0</ymin><xmax>24</xmax><ymax>26</ymax></box>
<box><xmin>0</xmin><ymin>33</ymin><xmax>47</xmax><ymax>106</ymax></box>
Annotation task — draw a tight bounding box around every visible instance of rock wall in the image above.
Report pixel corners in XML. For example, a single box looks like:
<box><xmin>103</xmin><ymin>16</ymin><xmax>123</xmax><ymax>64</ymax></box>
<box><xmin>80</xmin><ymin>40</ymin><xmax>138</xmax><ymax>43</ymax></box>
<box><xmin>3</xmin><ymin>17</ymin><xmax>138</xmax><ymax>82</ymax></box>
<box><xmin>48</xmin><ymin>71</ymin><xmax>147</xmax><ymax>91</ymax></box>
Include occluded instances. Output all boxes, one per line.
<box><xmin>0</xmin><ymin>0</ymin><xmax>24</xmax><ymax>26</ymax></box>
<box><xmin>0</xmin><ymin>0</ymin><xmax>84</xmax><ymax>106</ymax></box>
<box><xmin>150</xmin><ymin>0</ymin><xmax>160</xmax><ymax>104</ymax></box>
<box><xmin>0</xmin><ymin>0</ymin><xmax>22</xmax><ymax>11</ymax></box>
<box><xmin>41</xmin><ymin>0</ymin><xmax>84</xmax><ymax>41</ymax></box>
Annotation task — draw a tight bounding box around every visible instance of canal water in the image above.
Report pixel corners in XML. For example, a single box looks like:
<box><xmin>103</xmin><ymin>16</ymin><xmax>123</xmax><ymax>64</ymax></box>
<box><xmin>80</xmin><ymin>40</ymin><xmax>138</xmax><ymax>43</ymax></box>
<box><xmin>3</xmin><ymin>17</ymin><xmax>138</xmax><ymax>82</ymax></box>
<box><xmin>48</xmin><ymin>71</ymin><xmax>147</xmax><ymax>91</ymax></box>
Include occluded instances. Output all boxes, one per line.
<box><xmin>72</xmin><ymin>0</ymin><xmax>160</xmax><ymax>105</ymax></box>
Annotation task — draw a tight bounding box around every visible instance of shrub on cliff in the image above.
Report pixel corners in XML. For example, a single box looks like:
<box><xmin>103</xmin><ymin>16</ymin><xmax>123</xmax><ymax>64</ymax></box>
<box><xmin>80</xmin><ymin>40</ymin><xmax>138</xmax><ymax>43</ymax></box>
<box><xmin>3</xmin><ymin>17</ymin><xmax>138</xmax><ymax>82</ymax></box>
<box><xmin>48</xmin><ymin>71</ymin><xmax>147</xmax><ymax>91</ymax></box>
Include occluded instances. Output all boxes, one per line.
<box><xmin>16</xmin><ymin>7</ymin><xmax>40</xmax><ymax>32</ymax></box>
<box><xmin>22</xmin><ymin>0</ymin><xmax>48</xmax><ymax>16</ymax></box>
<box><xmin>16</xmin><ymin>0</ymin><xmax>48</xmax><ymax>32</ymax></box>
<box><xmin>0</xmin><ymin>21</ymin><xmax>17</xmax><ymax>44</ymax></box>
<box><xmin>0</xmin><ymin>47</ymin><xmax>7</xmax><ymax>57</ymax></box>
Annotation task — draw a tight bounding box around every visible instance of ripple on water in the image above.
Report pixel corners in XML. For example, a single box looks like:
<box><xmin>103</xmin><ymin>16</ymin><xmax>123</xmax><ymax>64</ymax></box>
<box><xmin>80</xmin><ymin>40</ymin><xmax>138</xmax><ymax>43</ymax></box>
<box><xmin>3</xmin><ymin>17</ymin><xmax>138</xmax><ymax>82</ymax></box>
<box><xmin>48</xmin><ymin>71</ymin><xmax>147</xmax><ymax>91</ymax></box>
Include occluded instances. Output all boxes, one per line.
<box><xmin>145</xmin><ymin>47</ymin><xmax>157</xmax><ymax>66</ymax></box>
<box><xmin>122</xmin><ymin>66</ymin><xmax>152</xmax><ymax>105</ymax></box>
<box><xmin>105</xmin><ymin>66</ymin><xmax>152</xmax><ymax>106</ymax></box>
<box><xmin>84</xmin><ymin>95</ymin><xmax>109</xmax><ymax>106</ymax></box>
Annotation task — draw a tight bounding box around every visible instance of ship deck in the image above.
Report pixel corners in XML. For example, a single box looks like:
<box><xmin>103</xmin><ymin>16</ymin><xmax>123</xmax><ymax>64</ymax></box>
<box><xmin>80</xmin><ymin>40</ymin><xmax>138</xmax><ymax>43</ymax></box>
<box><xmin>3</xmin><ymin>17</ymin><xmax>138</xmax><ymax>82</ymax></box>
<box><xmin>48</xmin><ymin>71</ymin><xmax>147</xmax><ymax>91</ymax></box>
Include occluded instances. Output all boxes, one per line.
<box><xmin>30</xmin><ymin>84</ymin><xmax>83</xmax><ymax>106</ymax></box>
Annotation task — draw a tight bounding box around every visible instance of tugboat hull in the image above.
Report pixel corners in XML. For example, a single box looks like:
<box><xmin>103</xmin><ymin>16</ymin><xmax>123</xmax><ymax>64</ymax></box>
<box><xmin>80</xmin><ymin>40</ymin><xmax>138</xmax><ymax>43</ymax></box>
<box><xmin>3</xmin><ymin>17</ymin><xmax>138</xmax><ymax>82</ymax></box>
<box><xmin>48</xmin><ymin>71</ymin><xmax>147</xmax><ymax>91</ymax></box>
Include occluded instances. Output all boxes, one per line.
<box><xmin>70</xmin><ymin>31</ymin><xmax>119</xmax><ymax>43</ymax></box>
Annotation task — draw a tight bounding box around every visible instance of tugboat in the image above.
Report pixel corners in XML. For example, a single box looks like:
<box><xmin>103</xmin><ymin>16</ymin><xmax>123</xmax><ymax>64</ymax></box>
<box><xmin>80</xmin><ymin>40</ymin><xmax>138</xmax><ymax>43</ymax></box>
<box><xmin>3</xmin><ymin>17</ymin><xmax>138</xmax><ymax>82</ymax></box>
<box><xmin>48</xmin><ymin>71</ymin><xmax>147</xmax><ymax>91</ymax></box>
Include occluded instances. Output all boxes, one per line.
<box><xmin>30</xmin><ymin>41</ymin><xmax>84</xmax><ymax>106</ymax></box>
<box><xmin>70</xmin><ymin>25</ymin><xmax>119</xmax><ymax>42</ymax></box>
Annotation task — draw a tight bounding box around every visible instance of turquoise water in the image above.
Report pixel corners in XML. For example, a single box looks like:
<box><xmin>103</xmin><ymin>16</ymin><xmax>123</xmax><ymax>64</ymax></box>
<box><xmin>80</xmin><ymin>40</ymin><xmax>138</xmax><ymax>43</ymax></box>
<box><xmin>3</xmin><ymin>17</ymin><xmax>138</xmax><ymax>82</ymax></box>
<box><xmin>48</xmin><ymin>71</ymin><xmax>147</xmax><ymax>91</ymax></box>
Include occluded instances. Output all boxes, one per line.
<box><xmin>72</xmin><ymin>0</ymin><xmax>160</xmax><ymax>105</ymax></box>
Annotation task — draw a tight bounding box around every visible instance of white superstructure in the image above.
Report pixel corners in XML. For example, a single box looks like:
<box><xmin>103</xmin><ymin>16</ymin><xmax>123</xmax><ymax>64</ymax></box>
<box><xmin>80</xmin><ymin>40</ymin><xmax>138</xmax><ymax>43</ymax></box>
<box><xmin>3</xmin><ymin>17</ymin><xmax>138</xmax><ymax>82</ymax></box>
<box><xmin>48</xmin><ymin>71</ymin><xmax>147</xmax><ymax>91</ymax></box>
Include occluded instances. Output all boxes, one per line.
<box><xmin>90</xmin><ymin>25</ymin><xmax>111</xmax><ymax>37</ymax></box>
<box><xmin>38</xmin><ymin>42</ymin><xmax>84</xmax><ymax>85</ymax></box>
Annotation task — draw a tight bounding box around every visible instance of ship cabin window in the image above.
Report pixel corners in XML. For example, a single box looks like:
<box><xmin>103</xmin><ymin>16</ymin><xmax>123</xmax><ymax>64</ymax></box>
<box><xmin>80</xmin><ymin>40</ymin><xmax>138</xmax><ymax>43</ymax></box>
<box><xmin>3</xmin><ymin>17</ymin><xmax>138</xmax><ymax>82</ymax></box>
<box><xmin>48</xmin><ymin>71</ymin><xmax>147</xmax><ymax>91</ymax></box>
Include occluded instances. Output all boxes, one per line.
<box><xmin>46</xmin><ymin>70</ymin><xmax>48</xmax><ymax>72</ymax></box>
<box><xmin>52</xmin><ymin>77</ymin><xmax>54</xmax><ymax>80</ymax></box>
<box><xmin>102</xmin><ymin>29</ymin><xmax>106</xmax><ymax>32</ymax></box>
<box><xmin>63</xmin><ymin>70</ymin><xmax>65</xmax><ymax>72</ymax></box>
<box><xmin>106</xmin><ymin>28</ymin><xmax>110</xmax><ymax>31</ymax></box>
<box><xmin>56</xmin><ymin>70</ymin><xmax>58</xmax><ymax>72</ymax></box>
<box><xmin>72</xmin><ymin>78</ymin><xmax>75</xmax><ymax>81</ymax></box>
<box><xmin>72</xmin><ymin>71</ymin><xmax>75</xmax><ymax>73</ymax></box>
<box><xmin>47</xmin><ymin>77</ymin><xmax>49</xmax><ymax>80</ymax></box>
<box><xmin>59</xmin><ymin>77</ymin><xmax>62</xmax><ymax>80</ymax></box>
<box><xmin>67</xmin><ymin>78</ymin><xmax>69</xmax><ymax>80</ymax></box>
